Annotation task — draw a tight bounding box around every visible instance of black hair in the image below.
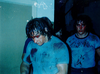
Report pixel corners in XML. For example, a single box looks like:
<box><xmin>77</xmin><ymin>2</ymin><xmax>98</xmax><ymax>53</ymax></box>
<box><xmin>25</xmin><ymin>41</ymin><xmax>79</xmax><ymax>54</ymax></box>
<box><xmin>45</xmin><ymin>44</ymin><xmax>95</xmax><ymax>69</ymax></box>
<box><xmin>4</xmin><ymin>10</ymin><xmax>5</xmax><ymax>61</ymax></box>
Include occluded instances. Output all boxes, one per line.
<box><xmin>41</xmin><ymin>17</ymin><xmax>54</xmax><ymax>35</ymax></box>
<box><xmin>26</xmin><ymin>17</ymin><xmax>52</xmax><ymax>40</ymax></box>
<box><xmin>41</xmin><ymin>17</ymin><xmax>53</xmax><ymax>29</ymax></box>
<box><xmin>26</xmin><ymin>20</ymin><xmax>33</xmax><ymax>38</ymax></box>
<box><xmin>74</xmin><ymin>15</ymin><xmax>93</xmax><ymax>33</ymax></box>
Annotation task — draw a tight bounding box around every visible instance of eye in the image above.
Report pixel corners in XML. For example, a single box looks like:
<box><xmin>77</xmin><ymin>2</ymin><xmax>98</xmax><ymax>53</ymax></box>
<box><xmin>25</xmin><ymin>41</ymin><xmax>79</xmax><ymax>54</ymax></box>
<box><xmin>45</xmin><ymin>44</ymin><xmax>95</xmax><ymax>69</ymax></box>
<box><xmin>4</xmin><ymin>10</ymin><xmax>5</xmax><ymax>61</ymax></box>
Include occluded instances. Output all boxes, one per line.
<box><xmin>82</xmin><ymin>24</ymin><xmax>86</xmax><ymax>27</ymax></box>
<box><xmin>76</xmin><ymin>24</ymin><xmax>80</xmax><ymax>26</ymax></box>
<box><xmin>82</xmin><ymin>25</ymin><xmax>84</xmax><ymax>27</ymax></box>
<box><xmin>32</xmin><ymin>35</ymin><xmax>40</xmax><ymax>39</ymax></box>
<box><xmin>35</xmin><ymin>35</ymin><xmax>40</xmax><ymax>38</ymax></box>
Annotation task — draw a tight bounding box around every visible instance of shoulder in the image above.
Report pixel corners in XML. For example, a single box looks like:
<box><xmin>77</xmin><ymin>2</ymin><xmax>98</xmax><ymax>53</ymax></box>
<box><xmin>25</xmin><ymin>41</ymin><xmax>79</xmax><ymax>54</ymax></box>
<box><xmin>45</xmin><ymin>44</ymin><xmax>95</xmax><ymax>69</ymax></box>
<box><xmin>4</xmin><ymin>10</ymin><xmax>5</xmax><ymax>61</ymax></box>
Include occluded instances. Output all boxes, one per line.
<box><xmin>88</xmin><ymin>33</ymin><xmax>100</xmax><ymax>41</ymax></box>
<box><xmin>28</xmin><ymin>41</ymin><xmax>37</xmax><ymax>47</ymax></box>
<box><xmin>26</xmin><ymin>41</ymin><xmax>37</xmax><ymax>51</ymax></box>
<box><xmin>89</xmin><ymin>33</ymin><xmax>99</xmax><ymax>37</ymax></box>
<box><xmin>25</xmin><ymin>38</ymin><xmax>32</xmax><ymax>43</ymax></box>
<box><xmin>51</xmin><ymin>36</ymin><xmax>68</xmax><ymax>51</ymax></box>
<box><xmin>66</xmin><ymin>34</ymin><xmax>76</xmax><ymax>42</ymax></box>
<box><xmin>67</xmin><ymin>34</ymin><xmax>75</xmax><ymax>39</ymax></box>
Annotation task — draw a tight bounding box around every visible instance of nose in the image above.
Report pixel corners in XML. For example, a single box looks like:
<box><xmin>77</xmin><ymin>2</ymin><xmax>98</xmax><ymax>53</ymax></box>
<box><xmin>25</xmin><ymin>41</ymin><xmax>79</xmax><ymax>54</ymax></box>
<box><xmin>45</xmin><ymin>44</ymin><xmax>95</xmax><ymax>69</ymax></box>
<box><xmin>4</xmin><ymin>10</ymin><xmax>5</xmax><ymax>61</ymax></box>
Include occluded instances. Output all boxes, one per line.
<box><xmin>80</xmin><ymin>25</ymin><xmax>82</xmax><ymax>29</ymax></box>
<box><xmin>33</xmin><ymin>38</ymin><xmax>38</xmax><ymax>43</ymax></box>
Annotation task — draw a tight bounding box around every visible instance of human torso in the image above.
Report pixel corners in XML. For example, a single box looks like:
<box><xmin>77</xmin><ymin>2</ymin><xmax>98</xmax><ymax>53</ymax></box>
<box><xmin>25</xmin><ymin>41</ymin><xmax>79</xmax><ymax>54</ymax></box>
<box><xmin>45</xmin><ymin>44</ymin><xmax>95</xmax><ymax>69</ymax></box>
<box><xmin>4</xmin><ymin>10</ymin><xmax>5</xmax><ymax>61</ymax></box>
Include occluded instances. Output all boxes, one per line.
<box><xmin>27</xmin><ymin>36</ymin><xmax>69</xmax><ymax>74</ymax></box>
<box><xmin>66</xmin><ymin>33</ymin><xmax>100</xmax><ymax>68</ymax></box>
<box><xmin>31</xmin><ymin>42</ymin><xmax>57</xmax><ymax>74</ymax></box>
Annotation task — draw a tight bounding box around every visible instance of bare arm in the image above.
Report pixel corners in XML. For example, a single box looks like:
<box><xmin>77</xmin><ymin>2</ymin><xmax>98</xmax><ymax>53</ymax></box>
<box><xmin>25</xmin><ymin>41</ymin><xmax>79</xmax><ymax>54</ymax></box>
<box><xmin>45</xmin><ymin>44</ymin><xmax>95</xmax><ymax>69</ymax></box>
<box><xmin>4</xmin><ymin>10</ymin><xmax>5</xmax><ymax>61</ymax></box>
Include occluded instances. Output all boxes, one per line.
<box><xmin>21</xmin><ymin>53</ymin><xmax>26</xmax><ymax>60</ymax></box>
<box><xmin>20</xmin><ymin>61</ymin><xmax>30</xmax><ymax>74</ymax></box>
<box><xmin>96</xmin><ymin>48</ymin><xmax>100</xmax><ymax>57</ymax></box>
<box><xmin>56</xmin><ymin>64</ymin><xmax>68</xmax><ymax>74</ymax></box>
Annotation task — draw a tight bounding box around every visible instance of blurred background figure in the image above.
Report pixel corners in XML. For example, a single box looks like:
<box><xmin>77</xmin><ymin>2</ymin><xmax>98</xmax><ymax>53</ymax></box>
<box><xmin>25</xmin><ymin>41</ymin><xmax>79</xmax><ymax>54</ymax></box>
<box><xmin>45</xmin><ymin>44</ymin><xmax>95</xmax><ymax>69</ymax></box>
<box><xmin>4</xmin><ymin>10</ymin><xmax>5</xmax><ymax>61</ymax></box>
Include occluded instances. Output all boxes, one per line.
<box><xmin>66</xmin><ymin>15</ymin><xmax>100</xmax><ymax>74</ymax></box>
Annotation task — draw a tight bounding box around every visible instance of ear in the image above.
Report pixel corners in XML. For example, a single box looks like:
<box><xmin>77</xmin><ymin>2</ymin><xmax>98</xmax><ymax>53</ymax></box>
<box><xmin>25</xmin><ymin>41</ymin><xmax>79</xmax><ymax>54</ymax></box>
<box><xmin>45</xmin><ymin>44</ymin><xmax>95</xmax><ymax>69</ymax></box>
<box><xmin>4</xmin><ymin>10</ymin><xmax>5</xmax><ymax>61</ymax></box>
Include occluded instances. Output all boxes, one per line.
<box><xmin>45</xmin><ymin>27</ymin><xmax>48</xmax><ymax>32</ymax></box>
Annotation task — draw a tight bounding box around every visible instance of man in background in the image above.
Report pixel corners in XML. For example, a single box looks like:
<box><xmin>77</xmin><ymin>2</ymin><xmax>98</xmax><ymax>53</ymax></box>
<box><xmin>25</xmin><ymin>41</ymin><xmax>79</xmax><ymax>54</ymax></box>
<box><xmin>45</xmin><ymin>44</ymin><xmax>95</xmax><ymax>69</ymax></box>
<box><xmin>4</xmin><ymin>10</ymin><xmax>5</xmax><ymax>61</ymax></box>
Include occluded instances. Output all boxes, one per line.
<box><xmin>66</xmin><ymin>15</ymin><xmax>100</xmax><ymax>74</ymax></box>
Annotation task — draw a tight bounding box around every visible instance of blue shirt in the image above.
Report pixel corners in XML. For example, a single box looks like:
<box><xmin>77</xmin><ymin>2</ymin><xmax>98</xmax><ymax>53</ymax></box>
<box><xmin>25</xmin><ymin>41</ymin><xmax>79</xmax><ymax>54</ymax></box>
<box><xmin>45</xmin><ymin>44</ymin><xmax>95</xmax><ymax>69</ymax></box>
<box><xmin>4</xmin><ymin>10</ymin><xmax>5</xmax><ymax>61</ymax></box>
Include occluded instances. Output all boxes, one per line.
<box><xmin>23</xmin><ymin>38</ymin><xmax>32</xmax><ymax>53</ymax></box>
<box><xmin>66</xmin><ymin>33</ymin><xmax>100</xmax><ymax>68</ymax></box>
<box><xmin>23</xmin><ymin>35</ymin><xmax>69</xmax><ymax>74</ymax></box>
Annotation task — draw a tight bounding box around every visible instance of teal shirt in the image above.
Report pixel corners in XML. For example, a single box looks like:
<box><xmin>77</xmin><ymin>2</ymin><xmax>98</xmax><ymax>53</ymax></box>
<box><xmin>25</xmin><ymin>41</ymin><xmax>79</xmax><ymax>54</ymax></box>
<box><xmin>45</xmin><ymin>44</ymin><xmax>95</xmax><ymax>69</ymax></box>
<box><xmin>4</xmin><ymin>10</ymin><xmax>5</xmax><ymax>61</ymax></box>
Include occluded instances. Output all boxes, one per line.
<box><xmin>23</xmin><ymin>35</ymin><xmax>69</xmax><ymax>74</ymax></box>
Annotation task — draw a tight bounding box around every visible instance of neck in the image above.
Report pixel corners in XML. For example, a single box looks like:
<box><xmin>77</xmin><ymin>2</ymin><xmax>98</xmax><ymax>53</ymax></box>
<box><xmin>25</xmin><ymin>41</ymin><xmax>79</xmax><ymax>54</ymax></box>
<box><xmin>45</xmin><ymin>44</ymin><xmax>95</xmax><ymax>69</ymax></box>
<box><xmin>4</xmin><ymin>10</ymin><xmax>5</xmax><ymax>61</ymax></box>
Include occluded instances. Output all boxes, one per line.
<box><xmin>76</xmin><ymin>32</ymin><xmax>88</xmax><ymax>38</ymax></box>
<box><xmin>44</xmin><ymin>35</ymin><xmax>48</xmax><ymax>43</ymax></box>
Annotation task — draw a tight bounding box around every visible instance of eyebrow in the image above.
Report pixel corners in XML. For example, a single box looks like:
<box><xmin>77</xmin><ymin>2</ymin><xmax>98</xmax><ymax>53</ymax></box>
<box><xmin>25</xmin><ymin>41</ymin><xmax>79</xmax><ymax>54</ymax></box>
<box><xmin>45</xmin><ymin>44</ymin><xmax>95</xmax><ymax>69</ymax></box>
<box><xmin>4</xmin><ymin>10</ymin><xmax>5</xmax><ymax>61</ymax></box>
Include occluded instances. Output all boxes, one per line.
<box><xmin>76</xmin><ymin>23</ymin><xmax>85</xmax><ymax>25</ymax></box>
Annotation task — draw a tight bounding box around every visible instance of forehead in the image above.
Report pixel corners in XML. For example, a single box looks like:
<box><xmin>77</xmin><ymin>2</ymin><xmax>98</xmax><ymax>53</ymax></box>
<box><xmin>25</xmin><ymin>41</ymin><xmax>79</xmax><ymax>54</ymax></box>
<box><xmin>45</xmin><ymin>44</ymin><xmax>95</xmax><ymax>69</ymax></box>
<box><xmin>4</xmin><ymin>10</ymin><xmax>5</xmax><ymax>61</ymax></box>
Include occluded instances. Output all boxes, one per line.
<box><xmin>33</xmin><ymin>28</ymin><xmax>40</xmax><ymax>35</ymax></box>
<box><xmin>77</xmin><ymin>20</ymin><xmax>84</xmax><ymax>24</ymax></box>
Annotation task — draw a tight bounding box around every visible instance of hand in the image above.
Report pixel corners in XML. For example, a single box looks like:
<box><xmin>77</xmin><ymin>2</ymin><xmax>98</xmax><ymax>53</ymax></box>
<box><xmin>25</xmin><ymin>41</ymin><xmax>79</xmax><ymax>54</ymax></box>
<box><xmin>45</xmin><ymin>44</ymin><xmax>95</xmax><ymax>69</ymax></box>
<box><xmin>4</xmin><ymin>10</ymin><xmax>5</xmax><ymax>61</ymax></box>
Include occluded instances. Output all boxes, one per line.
<box><xmin>21</xmin><ymin>71</ymin><xmax>27</xmax><ymax>74</ymax></box>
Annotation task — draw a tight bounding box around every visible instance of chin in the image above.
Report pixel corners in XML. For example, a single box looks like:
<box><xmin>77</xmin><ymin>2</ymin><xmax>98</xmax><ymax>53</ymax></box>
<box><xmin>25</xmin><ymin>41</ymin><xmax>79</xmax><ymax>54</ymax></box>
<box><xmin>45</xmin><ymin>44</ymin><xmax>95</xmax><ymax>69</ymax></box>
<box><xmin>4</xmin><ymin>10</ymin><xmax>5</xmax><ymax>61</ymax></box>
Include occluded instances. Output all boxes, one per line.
<box><xmin>78</xmin><ymin>32</ymin><xmax>83</xmax><ymax>35</ymax></box>
<box><xmin>37</xmin><ymin>44</ymin><xmax>41</xmax><ymax>46</ymax></box>
<box><xmin>37</xmin><ymin>43</ymin><xmax>43</xmax><ymax>46</ymax></box>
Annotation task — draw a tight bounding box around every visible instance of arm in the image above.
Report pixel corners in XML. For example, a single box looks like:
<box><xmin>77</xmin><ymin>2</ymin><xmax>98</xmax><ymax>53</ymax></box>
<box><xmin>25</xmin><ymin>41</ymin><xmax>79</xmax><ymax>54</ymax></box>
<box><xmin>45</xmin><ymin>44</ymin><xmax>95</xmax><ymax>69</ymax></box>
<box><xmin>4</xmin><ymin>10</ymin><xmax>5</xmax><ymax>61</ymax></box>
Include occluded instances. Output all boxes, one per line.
<box><xmin>96</xmin><ymin>48</ymin><xmax>100</xmax><ymax>57</ymax></box>
<box><xmin>21</xmin><ymin>53</ymin><xmax>26</xmax><ymax>60</ymax></box>
<box><xmin>20</xmin><ymin>39</ymin><xmax>33</xmax><ymax>74</ymax></box>
<box><xmin>20</xmin><ymin>61</ymin><xmax>30</xmax><ymax>74</ymax></box>
<box><xmin>56</xmin><ymin>64</ymin><xmax>68</xmax><ymax>74</ymax></box>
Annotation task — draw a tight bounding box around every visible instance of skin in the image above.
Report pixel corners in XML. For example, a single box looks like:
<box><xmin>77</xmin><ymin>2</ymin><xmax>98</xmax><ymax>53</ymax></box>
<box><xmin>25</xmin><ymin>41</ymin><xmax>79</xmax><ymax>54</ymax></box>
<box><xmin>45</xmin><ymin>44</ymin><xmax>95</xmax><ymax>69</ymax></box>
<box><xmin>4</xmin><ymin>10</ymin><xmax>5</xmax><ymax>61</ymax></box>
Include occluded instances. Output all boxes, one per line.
<box><xmin>76</xmin><ymin>21</ymin><xmax>86</xmax><ymax>35</ymax></box>
<box><xmin>22</xmin><ymin>53</ymin><xmax>25</xmax><ymax>60</ymax></box>
<box><xmin>96</xmin><ymin>48</ymin><xmax>100</xmax><ymax>57</ymax></box>
<box><xmin>57</xmin><ymin>64</ymin><xmax>68</xmax><ymax>74</ymax></box>
<box><xmin>76</xmin><ymin>20</ymin><xmax>88</xmax><ymax>38</ymax></box>
<box><xmin>32</xmin><ymin>35</ymin><xmax>47</xmax><ymax>46</ymax></box>
<box><xmin>20</xmin><ymin>62</ymin><xmax>30</xmax><ymax>74</ymax></box>
<box><xmin>31</xmin><ymin>29</ymin><xmax>48</xmax><ymax>46</ymax></box>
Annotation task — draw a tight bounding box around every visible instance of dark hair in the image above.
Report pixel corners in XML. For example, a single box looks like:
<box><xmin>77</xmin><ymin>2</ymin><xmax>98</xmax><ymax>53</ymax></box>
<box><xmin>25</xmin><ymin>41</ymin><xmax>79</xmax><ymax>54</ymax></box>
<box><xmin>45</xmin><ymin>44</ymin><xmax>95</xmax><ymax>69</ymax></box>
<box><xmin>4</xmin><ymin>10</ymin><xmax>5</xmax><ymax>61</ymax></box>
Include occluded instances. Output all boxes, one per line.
<box><xmin>26</xmin><ymin>20</ymin><xmax>33</xmax><ymax>38</ymax></box>
<box><xmin>41</xmin><ymin>17</ymin><xmax>54</xmax><ymax>35</ymax></box>
<box><xmin>41</xmin><ymin>17</ymin><xmax>53</xmax><ymax>29</ymax></box>
<box><xmin>74</xmin><ymin>15</ymin><xmax>93</xmax><ymax>32</ymax></box>
<box><xmin>26</xmin><ymin>17</ymin><xmax>52</xmax><ymax>40</ymax></box>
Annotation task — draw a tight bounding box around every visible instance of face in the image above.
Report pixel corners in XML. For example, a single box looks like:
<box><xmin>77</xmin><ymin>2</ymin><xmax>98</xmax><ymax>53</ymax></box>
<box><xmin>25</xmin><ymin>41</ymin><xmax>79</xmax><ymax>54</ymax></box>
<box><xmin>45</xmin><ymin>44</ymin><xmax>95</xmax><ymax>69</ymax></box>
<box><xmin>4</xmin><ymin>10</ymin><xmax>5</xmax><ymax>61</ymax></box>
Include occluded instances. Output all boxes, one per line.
<box><xmin>76</xmin><ymin>20</ymin><xmax>86</xmax><ymax>35</ymax></box>
<box><xmin>32</xmin><ymin>34</ymin><xmax>46</xmax><ymax>46</ymax></box>
<box><xmin>30</xmin><ymin>28</ymin><xmax>48</xmax><ymax>46</ymax></box>
<box><xmin>31</xmin><ymin>29</ymin><xmax>46</xmax><ymax>46</ymax></box>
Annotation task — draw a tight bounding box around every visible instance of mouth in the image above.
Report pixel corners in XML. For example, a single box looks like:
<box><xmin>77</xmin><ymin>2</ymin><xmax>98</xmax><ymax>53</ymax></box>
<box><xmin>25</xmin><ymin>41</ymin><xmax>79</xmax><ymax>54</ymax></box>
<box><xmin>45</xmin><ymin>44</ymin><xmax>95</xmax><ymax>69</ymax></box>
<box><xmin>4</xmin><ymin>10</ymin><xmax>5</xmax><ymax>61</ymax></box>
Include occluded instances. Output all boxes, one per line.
<box><xmin>79</xmin><ymin>30</ymin><xmax>83</xmax><ymax>32</ymax></box>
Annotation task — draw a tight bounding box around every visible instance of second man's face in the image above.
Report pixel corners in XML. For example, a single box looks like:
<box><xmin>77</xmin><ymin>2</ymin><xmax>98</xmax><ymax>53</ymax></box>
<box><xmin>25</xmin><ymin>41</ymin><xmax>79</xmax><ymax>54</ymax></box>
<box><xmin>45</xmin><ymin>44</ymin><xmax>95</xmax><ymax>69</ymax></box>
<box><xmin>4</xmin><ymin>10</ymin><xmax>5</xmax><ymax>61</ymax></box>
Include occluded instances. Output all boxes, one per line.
<box><xmin>76</xmin><ymin>20</ymin><xmax>86</xmax><ymax>35</ymax></box>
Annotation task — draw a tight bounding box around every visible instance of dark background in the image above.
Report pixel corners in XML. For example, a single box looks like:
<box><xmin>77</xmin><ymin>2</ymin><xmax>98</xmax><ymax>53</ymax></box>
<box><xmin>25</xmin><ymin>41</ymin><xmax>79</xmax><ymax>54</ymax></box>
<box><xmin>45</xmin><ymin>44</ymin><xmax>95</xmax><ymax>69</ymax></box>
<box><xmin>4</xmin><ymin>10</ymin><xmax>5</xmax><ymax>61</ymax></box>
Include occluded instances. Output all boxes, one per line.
<box><xmin>54</xmin><ymin>0</ymin><xmax>100</xmax><ymax>37</ymax></box>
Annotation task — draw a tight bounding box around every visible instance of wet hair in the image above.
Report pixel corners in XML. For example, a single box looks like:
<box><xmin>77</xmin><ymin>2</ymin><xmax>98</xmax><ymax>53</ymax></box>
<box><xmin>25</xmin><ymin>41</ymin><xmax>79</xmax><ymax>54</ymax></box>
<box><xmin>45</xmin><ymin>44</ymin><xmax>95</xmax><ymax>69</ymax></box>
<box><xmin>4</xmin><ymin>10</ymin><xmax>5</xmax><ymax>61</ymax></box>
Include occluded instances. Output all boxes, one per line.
<box><xmin>74</xmin><ymin>15</ymin><xmax>93</xmax><ymax>32</ymax></box>
<box><xmin>26</xmin><ymin>17</ymin><xmax>52</xmax><ymax>40</ymax></box>
<box><xmin>26</xmin><ymin>20</ymin><xmax>33</xmax><ymax>38</ymax></box>
<box><xmin>41</xmin><ymin>17</ymin><xmax>54</xmax><ymax>35</ymax></box>
<box><xmin>41</xmin><ymin>17</ymin><xmax>53</xmax><ymax>29</ymax></box>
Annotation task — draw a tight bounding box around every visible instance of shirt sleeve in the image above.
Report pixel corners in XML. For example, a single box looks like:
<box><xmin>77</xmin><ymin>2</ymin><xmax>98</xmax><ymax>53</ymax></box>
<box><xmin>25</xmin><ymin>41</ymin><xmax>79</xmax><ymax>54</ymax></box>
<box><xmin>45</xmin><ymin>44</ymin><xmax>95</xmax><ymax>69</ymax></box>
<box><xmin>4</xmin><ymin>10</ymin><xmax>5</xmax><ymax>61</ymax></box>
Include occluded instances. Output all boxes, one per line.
<box><xmin>55</xmin><ymin>43</ymin><xmax>69</xmax><ymax>64</ymax></box>
<box><xmin>95</xmin><ymin>35</ymin><xmax>100</xmax><ymax>49</ymax></box>
<box><xmin>23</xmin><ymin>38</ymin><xmax>32</xmax><ymax>53</ymax></box>
<box><xmin>23</xmin><ymin>41</ymin><xmax>32</xmax><ymax>64</ymax></box>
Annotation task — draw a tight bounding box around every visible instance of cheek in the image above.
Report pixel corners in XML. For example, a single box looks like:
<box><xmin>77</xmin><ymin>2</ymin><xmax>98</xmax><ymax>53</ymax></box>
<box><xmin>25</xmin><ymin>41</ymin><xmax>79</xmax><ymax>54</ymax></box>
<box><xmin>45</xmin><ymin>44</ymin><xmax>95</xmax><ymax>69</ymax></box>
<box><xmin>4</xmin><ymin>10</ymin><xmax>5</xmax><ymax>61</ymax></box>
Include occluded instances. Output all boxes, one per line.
<box><xmin>39</xmin><ymin>36</ymin><xmax>45</xmax><ymax>43</ymax></box>
<box><xmin>76</xmin><ymin>26</ymin><xmax>80</xmax><ymax>30</ymax></box>
<box><xmin>40</xmin><ymin>38</ymin><xmax>43</xmax><ymax>42</ymax></box>
<box><xmin>82</xmin><ymin>26</ymin><xmax>86</xmax><ymax>30</ymax></box>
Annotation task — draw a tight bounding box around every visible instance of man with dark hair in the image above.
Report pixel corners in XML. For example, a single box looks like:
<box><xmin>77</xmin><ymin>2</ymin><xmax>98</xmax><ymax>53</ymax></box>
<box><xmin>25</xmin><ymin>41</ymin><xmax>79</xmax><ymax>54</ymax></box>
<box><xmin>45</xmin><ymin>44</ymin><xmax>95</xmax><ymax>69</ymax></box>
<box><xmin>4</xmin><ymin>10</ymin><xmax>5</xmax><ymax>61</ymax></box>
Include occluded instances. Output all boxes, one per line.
<box><xmin>21</xmin><ymin>17</ymin><xmax>54</xmax><ymax>74</ymax></box>
<box><xmin>20</xmin><ymin>17</ymin><xmax>69</xmax><ymax>74</ymax></box>
<box><xmin>66</xmin><ymin>15</ymin><xmax>100</xmax><ymax>74</ymax></box>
